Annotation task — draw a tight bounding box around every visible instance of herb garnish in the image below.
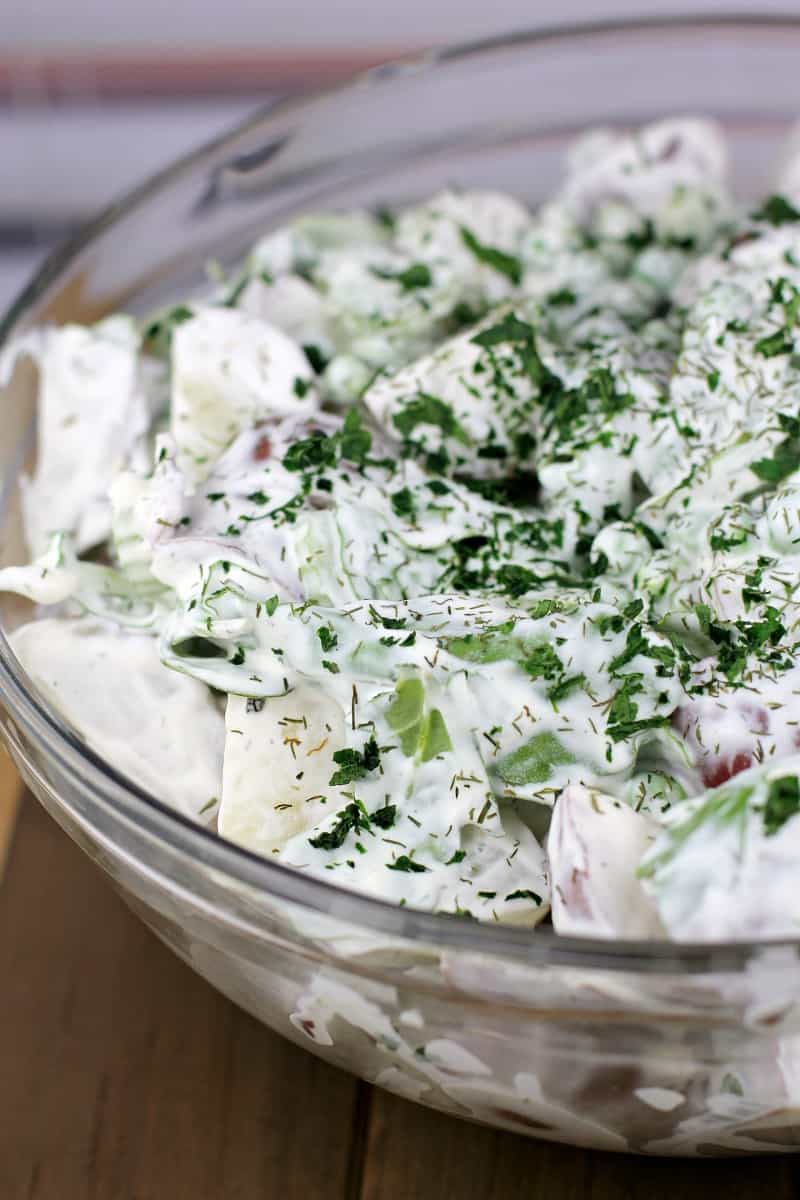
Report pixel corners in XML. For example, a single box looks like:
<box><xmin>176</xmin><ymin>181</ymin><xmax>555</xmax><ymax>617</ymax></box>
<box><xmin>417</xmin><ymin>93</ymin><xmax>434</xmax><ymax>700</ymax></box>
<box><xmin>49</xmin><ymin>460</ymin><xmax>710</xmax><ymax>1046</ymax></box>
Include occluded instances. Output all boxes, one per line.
<box><xmin>752</xmin><ymin>195</ymin><xmax>800</xmax><ymax>225</ymax></box>
<box><xmin>459</xmin><ymin>226</ymin><xmax>522</xmax><ymax>285</ymax></box>
<box><xmin>387</xmin><ymin>855</ymin><xmax>429</xmax><ymax>873</ymax></box>
<box><xmin>329</xmin><ymin>736</ymin><xmax>382</xmax><ymax>786</ymax></box>
<box><xmin>763</xmin><ymin>776</ymin><xmax>800</xmax><ymax>836</ymax></box>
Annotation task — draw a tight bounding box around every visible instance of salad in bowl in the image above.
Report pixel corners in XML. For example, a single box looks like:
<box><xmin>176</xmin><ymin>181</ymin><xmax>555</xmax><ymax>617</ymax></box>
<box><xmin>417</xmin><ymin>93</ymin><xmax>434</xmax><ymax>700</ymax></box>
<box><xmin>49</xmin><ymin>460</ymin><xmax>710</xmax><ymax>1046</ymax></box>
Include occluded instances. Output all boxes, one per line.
<box><xmin>9</xmin><ymin>17</ymin><xmax>800</xmax><ymax>1154</ymax></box>
<box><xmin>5</xmin><ymin>114</ymin><xmax>800</xmax><ymax>948</ymax></box>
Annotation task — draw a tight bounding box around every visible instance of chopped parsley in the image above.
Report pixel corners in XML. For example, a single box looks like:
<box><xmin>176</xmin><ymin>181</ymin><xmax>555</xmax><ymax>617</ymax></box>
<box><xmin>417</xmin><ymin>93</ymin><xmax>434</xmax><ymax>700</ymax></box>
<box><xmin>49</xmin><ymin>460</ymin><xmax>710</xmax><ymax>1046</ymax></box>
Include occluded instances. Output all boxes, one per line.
<box><xmin>371</xmin><ymin>262</ymin><xmax>432</xmax><ymax>290</ymax></box>
<box><xmin>302</xmin><ymin>343</ymin><xmax>330</xmax><ymax>374</ymax></box>
<box><xmin>309</xmin><ymin>803</ymin><xmax>370</xmax><ymax>851</ymax></box>
<box><xmin>505</xmin><ymin>889</ymin><xmax>542</xmax><ymax>904</ymax></box>
<box><xmin>387</xmin><ymin>855</ymin><xmax>429</xmax><ymax>873</ymax></box>
<box><xmin>762</xmin><ymin>776</ymin><xmax>800</xmax><ymax>837</ymax></box>
<box><xmin>390</xmin><ymin>487</ymin><xmax>416</xmax><ymax>518</ymax></box>
<box><xmin>752</xmin><ymin>194</ymin><xmax>800</xmax><ymax>225</ymax></box>
<box><xmin>371</xmin><ymin>803</ymin><xmax>397</xmax><ymax>829</ymax></box>
<box><xmin>339</xmin><ymin>407</ymin><xmax>372</xmax><ymax>465</ymax></box>
<box><xmin>392</xmin><ymin>393</ymin><xmax>469</xmax><ymax>444</ymax></box>
<box><xmin>317</xmin><ymin>626</ymin><xmax>338</xmax><ymax>652</ymax></box>
<box><xmin>459</xmin><ymin>226</ymin><xmax>522</xmax><ymax>285</ymax></box>
<box><xmin>329</xmin><ymin>736</ymin><xmax>382</xmax><ymax>787</ymax></box>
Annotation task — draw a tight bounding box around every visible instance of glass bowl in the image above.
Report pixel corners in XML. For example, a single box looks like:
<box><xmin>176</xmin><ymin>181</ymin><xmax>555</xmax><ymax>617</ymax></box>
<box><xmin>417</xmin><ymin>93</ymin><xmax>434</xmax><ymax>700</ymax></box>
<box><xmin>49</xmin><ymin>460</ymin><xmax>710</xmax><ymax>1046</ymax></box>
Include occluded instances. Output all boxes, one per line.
<box><xmin>4</xmin><ymin>16</ymin><xmax>800</xmax><ymax>1157</ymax></box>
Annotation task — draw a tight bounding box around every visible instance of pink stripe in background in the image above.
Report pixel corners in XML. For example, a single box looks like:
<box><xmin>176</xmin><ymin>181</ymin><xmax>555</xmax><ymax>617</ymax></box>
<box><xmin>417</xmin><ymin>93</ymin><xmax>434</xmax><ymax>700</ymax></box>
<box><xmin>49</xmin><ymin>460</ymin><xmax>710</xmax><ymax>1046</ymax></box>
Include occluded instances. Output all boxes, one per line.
<box><xmin>0</xmin><ymin>50</ymin><xmax>412</xmax><ymax>101</ymax></box>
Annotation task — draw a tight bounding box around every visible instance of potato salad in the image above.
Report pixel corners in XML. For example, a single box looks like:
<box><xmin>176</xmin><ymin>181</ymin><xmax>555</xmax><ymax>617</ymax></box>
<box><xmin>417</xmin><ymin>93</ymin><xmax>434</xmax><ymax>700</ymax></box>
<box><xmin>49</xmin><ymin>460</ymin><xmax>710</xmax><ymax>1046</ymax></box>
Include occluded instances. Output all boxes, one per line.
<box><xmin>6</xmin><ymin>117</ymin><xmax>800</xmax><ymax>942</ymax></box>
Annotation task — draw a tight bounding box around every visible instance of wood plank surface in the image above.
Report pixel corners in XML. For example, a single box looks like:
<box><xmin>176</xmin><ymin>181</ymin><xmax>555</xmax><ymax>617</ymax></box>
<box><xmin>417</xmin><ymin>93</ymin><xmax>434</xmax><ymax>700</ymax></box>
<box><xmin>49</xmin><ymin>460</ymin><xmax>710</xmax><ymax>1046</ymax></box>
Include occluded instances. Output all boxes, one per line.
<box><xmin>0</xmin><ymin>796</ymin><xmax>360</xmax><ymax>1200</ymax></box>
<box><xmin>0</xmin><ymin>748</ymin><xmax>20</xmax><ymax>879</ymax></box>
<box><xmin>360</xmin><ymin>1087</ymin><xmax>797</xmax><ymax>1199</ymax></box>
<box><xmin>1</xmin><ymin>792</ymin><xmax>799</xmax><ymax>1199</ymax></box>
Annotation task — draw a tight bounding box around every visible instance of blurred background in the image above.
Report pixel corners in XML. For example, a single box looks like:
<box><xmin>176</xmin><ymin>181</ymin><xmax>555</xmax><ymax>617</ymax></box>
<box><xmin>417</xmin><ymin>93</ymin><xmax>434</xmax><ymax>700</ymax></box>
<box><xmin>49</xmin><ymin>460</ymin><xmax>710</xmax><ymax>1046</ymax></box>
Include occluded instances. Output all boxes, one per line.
<box><xmin>2</xmin><ymin>0</ymin><xmax>799</xmax><ymax>311</ymax></box>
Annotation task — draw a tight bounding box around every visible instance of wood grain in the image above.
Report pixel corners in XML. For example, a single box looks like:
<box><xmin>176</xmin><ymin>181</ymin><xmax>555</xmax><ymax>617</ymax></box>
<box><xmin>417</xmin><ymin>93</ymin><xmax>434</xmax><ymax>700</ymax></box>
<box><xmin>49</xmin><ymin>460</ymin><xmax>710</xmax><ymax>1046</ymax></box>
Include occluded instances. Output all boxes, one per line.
<box><xmin>0</xmin><ymin>797</ymin><xmax>359</xmax><ymax>1200</ymax></box>
<box><xmin>2</xmin><ymin>794</ymin><xmax>800</xmax><ymax>1200</ymax></box>
<box><xmin>359</xmin><ymin>1086</ymin><xmax>798</xmax><ymax>1200</ymax></box>
<box><xmin>0</xmin><ymin>749</ymin><xmax>20</xmax><ymax>879</ymax></box>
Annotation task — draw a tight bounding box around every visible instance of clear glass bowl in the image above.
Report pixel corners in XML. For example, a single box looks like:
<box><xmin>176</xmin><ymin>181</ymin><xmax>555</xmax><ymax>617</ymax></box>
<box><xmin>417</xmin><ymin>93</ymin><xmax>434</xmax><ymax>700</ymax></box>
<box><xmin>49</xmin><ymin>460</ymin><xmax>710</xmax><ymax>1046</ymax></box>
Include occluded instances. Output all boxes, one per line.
<box><xmin>4</xmin><ymin>16</ymin><xmax>800</xmax><ymax>1156</ymax></box>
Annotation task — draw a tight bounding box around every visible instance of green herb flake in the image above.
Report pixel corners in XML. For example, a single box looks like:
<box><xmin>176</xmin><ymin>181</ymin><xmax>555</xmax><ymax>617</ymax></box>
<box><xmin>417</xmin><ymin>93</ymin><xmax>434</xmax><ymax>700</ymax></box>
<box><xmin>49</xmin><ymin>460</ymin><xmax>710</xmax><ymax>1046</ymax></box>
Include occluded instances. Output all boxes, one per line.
<box><xmin>504</xmin><ymin>889</ymin><xmax>542</xmax><ymax>904</ymax></box>
<box><xmin>459</xmin><ymin>226</ymin><xmax>522</xmax><ymax>285</ymax></box>
<box><xmin>546</xmin><ymin>286</ymin><xmax>577</xmax><ymax>307</ymax></box>
<box><xmin>283</xmin><ymin>432</ymin><xmax>337</xmax><ymax>473</ymax></box>
<box><xmin>752</xmin><ymin>195</ymin><xmax>800</xmax><ymax>226</ymax></box>
<box><xmin>339</xmin><ymin>407</ymin><xmax>372</xmax><ymax>465</ymax></box>
<box><xmin>317</xmin><ymin>626</ymin><xmax>339</xmax><ymax>652</ymax></box>
<box><xmin>392</xmin><ymin>393</ymin><xmax>469</xmax><ymax>445</ymax></box>
<box><xmin>754</xmin><ymin>330</ymin><xmax>793</xmax><ymax>358</ymax></box>
<box><xmin>547</xmin><ymin>673</ymin><xmax>587</xmax><ymax>704</ymax></box>
<box><xmin>386</xmin><ymin>678</ymin><xmax>426</xmax><ymax>757</ymax></box>
<box><xmin>763</xmin><ymin>775</ymin><xmax>800</xmax><ymax>837</ymax></box>
<box><xmin>329</xmin><ymin>736</ymin><xmax>382</xmax><ymax>787</ymax></box>
<box><xmin>302</xmin><ymin>343</ymin><xmax>330</xmax><ymax>374</ymax></box>
<box><xmin>371</xmin><ymin>803</ymin><xmax>397</xmax><ymax>830</ymax></box>
<box><xmin>419</xmin><ymin>708</ymin><xmax>453</xmax><ymax>762</ymax></box>
<box><xmin>372</xmin><ymin>261</ymin><xmax>432</xmax><ymax>291</ymax></box>
<box><xmin>391</xmin><ymin>487</ymin><xmax>416</xmax><ymax>518</ymax></box>
<box><xmin>497</xmin><ymin>732</ymin><xmax>574</xmax><ymax>786</ymax></box>
<box><xmin>387</xmin><ymin>855</ymin><xmax>429</xmax><ymax>873</ymax></box>
<box><xmin>143</xmin><ymin>304</ymin><xmax>194</xmax><ymax>354</ymax></box>
<box><xmin>309</xmin><ymin>802</ymin><xmax>370</xmax><ymax>851</ymax></box>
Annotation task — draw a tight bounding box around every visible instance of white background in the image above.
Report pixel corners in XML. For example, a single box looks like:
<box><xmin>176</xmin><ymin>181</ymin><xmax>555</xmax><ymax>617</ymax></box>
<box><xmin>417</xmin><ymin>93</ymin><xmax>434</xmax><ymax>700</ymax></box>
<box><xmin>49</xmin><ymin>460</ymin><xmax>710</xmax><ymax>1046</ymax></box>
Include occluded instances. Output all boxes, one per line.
<box><xmin>4</xmin><ymin>0</ymin><xmax>800</xmax><ymax>51</ymax></box>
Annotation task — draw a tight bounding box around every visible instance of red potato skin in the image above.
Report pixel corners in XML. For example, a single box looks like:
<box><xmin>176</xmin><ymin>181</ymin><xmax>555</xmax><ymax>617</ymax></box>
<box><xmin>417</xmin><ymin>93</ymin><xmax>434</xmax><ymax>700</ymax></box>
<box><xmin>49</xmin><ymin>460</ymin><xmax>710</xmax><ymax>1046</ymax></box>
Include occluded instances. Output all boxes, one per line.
<box><xmin>672</xmin><ymin>700</ymin><xmax>770</xmax><ymax>788</ymax></box>
<box><xmin>700</xmin><ymin>751</ymin><xmax>754</xmax><ymax>788</ymax></box>
<box><xmin>252</xmin><ymin>434</ymin><xmax>272</xmax><ymax>462</ymax></box>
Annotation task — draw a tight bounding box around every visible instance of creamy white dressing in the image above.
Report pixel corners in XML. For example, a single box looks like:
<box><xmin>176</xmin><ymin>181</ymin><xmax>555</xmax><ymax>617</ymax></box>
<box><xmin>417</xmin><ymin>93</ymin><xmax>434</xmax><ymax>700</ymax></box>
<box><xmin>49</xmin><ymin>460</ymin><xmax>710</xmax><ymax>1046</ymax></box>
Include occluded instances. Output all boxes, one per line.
<box><xmin>0</xmin><ymin>316</ymin><xmax>154</xmax><ymax>554</ymax></box>
<box><xmin>6</xmin><ymin>116</ymin><xmax>800</xmax><ymax>938</ymax></box>
<box><xmin>11</xmin><ymin>617</ymin><xmax>224</xmax><ymax>820</ymax></box>
<box><xmin>170</xmin><ymin>305</ymin><xmax>315</xmax><ymax>480</ymax></box>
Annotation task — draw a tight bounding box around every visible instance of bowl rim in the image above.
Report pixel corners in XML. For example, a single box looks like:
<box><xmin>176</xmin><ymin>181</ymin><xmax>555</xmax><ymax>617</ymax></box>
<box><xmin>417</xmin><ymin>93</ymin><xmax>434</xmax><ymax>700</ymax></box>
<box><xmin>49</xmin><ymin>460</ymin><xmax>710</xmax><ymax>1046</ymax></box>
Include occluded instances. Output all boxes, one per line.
<box><xmin>4</xmin><ymin>13</ymin><xmax>800</xmax><ymax>974</ymax></box>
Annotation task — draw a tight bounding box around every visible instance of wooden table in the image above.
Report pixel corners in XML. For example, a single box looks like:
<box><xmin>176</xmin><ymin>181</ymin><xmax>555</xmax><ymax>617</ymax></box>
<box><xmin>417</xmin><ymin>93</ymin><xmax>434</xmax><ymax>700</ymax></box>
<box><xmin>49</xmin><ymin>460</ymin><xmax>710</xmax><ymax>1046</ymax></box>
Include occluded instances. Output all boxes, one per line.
<box><xmin>2</xmin><ymin>760</ymin><xmax>800</xmax><ymax>1199</ymax></box>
